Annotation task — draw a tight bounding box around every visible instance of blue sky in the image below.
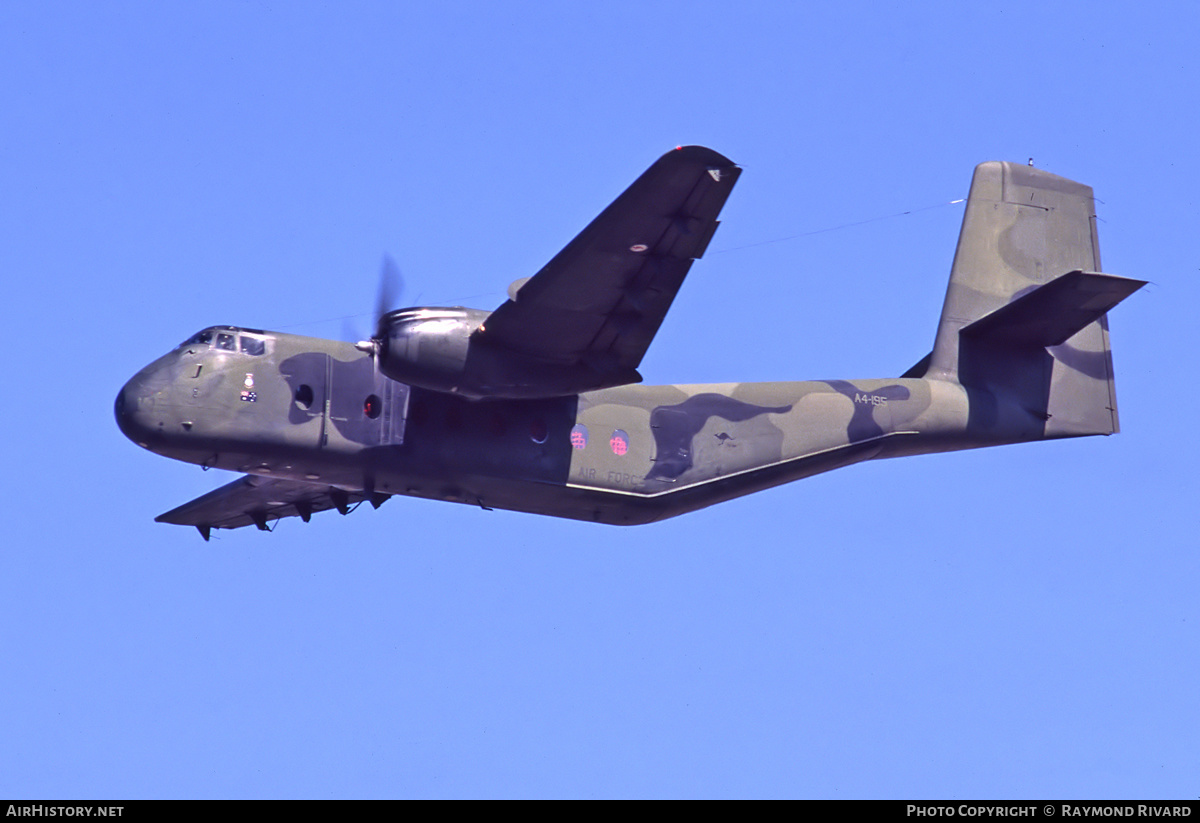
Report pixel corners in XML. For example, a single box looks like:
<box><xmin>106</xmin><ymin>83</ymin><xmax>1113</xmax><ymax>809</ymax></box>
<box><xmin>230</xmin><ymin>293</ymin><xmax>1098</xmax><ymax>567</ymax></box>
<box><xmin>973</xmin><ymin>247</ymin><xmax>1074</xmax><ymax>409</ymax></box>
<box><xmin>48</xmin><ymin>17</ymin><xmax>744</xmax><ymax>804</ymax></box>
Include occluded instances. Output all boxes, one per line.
<box><xmin>1</xmin><ymin>1</ymin><xmax>1196</xmax><ymax>798</ymax></box>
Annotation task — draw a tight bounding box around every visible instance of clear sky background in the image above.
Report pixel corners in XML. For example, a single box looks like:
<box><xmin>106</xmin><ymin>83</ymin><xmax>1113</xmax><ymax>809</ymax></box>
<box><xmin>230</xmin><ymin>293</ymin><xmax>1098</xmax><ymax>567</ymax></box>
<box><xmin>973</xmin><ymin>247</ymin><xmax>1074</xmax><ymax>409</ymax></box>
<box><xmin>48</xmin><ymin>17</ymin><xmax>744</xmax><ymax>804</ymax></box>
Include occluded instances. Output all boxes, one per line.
<box><xmin>1</xmin><ymin>1</ymin><xmax>1196</xmax><ymax>799</ymax></box>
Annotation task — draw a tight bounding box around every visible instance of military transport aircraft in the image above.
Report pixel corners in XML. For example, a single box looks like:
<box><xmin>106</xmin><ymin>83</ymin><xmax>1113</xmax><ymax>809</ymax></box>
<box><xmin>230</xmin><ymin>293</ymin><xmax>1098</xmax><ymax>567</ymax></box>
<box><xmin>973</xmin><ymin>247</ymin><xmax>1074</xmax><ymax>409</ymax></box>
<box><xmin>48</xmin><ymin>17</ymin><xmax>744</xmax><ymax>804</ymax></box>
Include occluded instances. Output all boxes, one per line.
<box><xmin>116</xmin><ymin>146</ymin><xmax>1144</xmax><ymax>539</ymax></box>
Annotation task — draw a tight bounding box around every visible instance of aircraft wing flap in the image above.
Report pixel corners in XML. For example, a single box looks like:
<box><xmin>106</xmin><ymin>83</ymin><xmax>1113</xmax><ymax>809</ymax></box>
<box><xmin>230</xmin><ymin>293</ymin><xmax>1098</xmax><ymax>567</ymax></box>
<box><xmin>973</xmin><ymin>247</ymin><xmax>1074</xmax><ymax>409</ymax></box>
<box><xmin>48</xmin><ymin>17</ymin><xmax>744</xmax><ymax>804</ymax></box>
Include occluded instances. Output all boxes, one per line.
<box><xmin>156</xmin><ymin>475</ymin><xmax>383</xmax><ymax>537</ymax></box>
<box><xmin>479</xmin><ymin>146</ymin><xmax>740</xmax><ymax>372</ymax></box>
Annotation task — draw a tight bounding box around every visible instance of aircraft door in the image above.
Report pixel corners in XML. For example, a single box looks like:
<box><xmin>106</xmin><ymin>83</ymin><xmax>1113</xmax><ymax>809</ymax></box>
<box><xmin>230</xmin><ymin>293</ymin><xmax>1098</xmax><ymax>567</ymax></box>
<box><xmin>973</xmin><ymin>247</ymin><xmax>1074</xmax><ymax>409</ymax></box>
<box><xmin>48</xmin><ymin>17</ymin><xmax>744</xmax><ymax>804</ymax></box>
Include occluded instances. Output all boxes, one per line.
<box><xmin>377</xmin><ymin>378</ymin><xmax>410</xmax><ymax>446</ymax></box>
<box><xmin>325</xmin><ymin>357</ymin><xmax>409</xmax><ymax>449</ymax></box>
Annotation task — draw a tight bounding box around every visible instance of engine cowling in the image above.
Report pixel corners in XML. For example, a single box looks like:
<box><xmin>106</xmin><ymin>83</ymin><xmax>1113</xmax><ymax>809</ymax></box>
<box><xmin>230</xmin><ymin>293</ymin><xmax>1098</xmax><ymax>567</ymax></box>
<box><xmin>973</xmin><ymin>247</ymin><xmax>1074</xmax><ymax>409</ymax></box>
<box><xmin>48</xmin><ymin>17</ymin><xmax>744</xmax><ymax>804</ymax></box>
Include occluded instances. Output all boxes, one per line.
<box><xmin>374</xmin><ymin>307</ymin><xmax>487</xmax><ymax>395</ymax></box>
<box><xmin>373</xmin><ymin>305</ymin><xmax>642</xmax><ymax>400</ymax></box>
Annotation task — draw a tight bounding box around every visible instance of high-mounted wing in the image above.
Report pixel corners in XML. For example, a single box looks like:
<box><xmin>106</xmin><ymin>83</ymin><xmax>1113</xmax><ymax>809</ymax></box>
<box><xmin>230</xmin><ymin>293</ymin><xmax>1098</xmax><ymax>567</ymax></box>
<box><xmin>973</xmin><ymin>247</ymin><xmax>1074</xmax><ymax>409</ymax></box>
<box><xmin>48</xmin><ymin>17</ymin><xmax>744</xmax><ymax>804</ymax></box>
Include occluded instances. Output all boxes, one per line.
<box><xmin>477</xmin><ymin>145</ymin><xmax>740</xmax><ymax>382</ymax></box>
<box><xmin>156</xmin><ymin>475</ymin><xmax>388</xmax><ymax>540</ymax></box>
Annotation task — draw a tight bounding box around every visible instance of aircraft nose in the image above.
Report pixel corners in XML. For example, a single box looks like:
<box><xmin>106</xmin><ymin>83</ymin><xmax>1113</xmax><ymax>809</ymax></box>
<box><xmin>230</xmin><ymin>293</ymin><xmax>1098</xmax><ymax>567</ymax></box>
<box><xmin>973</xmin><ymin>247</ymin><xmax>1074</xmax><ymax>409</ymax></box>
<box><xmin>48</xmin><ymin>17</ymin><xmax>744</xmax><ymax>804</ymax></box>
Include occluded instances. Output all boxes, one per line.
<box><xmin>115</xmin><ymin>371</ymin><xmax>163</xmax><ymax>446</ymax></box>
<box><xmin>115</xmin><ymin>380</ymin><xmax>142</xmax><ymax>442</ymax></box>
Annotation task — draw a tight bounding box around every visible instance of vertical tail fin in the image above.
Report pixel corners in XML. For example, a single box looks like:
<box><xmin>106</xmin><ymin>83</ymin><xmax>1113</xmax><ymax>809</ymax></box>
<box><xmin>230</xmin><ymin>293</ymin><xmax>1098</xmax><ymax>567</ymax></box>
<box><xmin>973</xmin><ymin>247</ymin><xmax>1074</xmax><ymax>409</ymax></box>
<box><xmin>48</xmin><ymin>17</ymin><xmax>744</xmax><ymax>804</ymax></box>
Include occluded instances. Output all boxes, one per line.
<box><xmin>925</xmin><ymin>162</ymin><xmax>1143</xmax><ymax>437</ymax></box>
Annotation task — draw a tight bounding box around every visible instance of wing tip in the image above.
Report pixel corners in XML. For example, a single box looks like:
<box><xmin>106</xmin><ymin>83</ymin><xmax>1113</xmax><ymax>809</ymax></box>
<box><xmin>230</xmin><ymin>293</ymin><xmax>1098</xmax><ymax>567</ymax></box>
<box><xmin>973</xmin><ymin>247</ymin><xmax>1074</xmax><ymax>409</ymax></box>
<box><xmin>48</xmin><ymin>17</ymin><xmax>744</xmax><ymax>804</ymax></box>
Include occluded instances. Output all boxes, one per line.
<box><xmin>667</xmin><ymin>145</ymin><xmax>737</xmax><ymax>168</ymax></box>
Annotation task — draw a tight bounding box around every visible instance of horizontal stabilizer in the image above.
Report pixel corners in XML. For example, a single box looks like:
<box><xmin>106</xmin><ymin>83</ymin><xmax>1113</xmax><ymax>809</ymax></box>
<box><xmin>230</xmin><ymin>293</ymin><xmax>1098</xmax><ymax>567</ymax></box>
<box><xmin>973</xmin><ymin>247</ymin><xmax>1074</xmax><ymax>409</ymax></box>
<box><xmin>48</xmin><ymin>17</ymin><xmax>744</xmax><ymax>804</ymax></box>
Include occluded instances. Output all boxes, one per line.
<box><xmin>961</xmin><ymin>270</ymin><xmax>1145</xmax><ymax>348</ymax></box>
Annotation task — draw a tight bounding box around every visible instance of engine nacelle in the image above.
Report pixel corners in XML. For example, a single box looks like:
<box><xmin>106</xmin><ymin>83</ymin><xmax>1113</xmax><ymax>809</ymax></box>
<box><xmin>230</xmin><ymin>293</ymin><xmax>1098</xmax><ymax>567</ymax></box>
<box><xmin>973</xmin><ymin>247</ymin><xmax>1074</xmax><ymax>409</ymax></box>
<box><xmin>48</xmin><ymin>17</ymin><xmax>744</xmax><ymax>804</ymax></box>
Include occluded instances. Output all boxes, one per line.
<box><xmin>375</xmin><ymin>306</ymin><xmax>642</xmax><ymax>400</ymax></box>
<box><xmin>375</xmin><ymin>307</ymin><xmax>487</xmax><ymax>395</ymax></box>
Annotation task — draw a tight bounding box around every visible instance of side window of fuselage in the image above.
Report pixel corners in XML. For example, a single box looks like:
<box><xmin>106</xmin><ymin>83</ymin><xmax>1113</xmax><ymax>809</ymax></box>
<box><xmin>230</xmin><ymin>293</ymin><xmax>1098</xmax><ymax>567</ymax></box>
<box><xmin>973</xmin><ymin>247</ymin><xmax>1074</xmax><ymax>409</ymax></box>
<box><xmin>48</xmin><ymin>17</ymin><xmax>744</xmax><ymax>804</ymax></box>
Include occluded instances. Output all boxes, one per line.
<box><xmin>216</xmin><ymin>333</ymin><xmax>236</xmax><ymax>351</ymax></box>
<box><xmin>240</xmin><ymin>336</ymin><xmax>266</xmax><ymax>356</ymax></box>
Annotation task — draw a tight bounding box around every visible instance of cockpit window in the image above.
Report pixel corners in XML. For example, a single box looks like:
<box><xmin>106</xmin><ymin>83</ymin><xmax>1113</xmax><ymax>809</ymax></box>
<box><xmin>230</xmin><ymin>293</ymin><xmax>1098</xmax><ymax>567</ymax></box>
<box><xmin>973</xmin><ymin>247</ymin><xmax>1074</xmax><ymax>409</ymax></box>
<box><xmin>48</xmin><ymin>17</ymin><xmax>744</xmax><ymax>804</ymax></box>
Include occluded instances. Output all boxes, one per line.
<box><xmin>240</xmin><ymin>336</ymin><xmax>266</xmax><ymax>356</ymax></box>
<box><xmin>181</xmin><ymin>327</ymin><xmax>269</xmax><ymax>355</ymax></box>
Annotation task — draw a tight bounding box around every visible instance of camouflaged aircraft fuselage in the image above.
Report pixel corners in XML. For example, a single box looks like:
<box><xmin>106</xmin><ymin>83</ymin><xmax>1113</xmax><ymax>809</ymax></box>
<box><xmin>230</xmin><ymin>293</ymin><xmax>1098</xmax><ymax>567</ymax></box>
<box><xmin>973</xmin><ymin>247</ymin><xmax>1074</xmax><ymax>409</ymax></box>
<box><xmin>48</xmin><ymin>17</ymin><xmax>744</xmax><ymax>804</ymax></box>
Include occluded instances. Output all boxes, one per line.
<box><xmin>116</xmin><ymin>149</ymin><xmax>1144</xmax><ymax>536</ymax></box>
<box><xmin>118</xmin><ymin>331</ymin><xmax>966</xmax><ymax>525</ymax></box>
